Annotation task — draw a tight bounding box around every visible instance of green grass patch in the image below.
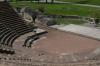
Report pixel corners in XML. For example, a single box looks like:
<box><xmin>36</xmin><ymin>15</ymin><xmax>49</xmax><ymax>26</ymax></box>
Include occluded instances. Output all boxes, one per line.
<box><xmin>56</xmin><ymin>0</ymin><xmax>86</xmax><ymax>3</ymax></box>
<box><xmin>10</xmin><ymin>2</ymin><xmax>100</xmax><ymax>17</ymax></box>
<box><xmin>87</xmin><ymin>0</ymin><xmax>100</xmax><ymax>5</ymax></box>
<box><xmin>56</xmin><ymin>0</ymin><xmax>100</xmax><ymax>5</ymax></box>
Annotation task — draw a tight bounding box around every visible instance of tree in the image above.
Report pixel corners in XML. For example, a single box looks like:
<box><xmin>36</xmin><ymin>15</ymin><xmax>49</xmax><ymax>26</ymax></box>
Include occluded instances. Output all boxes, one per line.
<box><xmin>51</xmin><ymin>0</ymin><xmax>54</xmax><ymax>3</ymax></box>
<box><xmin>46</xmin><ymin>0</ymin><xmax>48</xmax><ymax>3</ymax></box>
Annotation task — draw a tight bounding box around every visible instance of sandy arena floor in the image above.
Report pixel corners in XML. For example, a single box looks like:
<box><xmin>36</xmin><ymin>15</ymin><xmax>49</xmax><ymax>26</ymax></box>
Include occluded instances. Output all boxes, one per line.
<box><xmin>29</xmin><ymin>28</ymin><xmax>100</xmax><ymax>55</ymax></box>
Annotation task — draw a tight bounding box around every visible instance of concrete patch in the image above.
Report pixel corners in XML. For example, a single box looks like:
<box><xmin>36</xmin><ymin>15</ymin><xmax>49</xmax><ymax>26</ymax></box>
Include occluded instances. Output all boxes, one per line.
<box><xmin>51</xmin><ymin>24</ymin><xmax>100</xmax><ymax>40</ymax></box>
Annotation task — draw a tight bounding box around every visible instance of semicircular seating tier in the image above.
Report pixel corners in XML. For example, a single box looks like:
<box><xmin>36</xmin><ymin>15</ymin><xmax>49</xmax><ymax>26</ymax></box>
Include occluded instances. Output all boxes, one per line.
<box><xmin>0</xmin><ymin>1</ymin><xmax>36</xmax><ymax>54</ymax></box>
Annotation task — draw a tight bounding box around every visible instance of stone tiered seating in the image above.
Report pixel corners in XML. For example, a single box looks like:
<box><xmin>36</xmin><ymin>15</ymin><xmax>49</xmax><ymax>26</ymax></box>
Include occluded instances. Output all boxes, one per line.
<box><xmin>23</xmin><ymin>29</ymin><xmax>48</xmax><ymax>47</ymax></box>
<box><xmin>0</xmin><ymin>1</ymin><xmax>36</xmax><ymax>54</ymax></box>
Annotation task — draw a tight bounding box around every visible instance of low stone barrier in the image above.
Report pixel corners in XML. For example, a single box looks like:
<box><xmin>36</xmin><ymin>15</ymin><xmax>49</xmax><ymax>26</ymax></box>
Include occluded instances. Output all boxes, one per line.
<box><xmin>44</xmin><ymin>15</ymin><xmax>82</xmax><ymax>19</ymax></box>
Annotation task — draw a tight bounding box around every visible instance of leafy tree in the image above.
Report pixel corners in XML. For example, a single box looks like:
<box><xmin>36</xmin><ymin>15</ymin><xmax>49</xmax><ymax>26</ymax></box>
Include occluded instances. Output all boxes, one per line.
<box><xmin>46</xmin><ymin>0</ymin><xmax>48</xmax><ymax>3</ymax></box>
<box><xmin>51</xmin><ymin>0</ymin><xmax>54</xmax><ymax>3</ymax></box>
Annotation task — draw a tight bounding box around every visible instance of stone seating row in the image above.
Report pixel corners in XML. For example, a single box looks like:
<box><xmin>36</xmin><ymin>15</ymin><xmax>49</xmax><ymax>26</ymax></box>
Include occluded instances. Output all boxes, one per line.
<box><xmin>0</xmin><ymin>1</ymin><xmax>36</xmax><ymax>54</ymax></box>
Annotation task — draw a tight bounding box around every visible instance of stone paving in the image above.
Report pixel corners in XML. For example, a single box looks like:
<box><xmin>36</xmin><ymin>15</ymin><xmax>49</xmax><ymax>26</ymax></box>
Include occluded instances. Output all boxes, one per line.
<box><xmin>50</xmin><ymin>24</ymin><xmax>100</xmax><ymax>40</ymax></box>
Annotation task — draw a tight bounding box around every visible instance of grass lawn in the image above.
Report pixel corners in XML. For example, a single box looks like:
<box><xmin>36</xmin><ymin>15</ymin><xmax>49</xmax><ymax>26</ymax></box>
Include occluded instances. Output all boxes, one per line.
<box><xmin>56</xmin><ymin>0</ymin><xmax>85</xmax><ymax>3</ymax></box>
<box><xmin>56</xmin><ymin>0</ymin><xmax>100</xmax><ymax>5</ymax></box>
<box><xmin>10</xmin><ymin>2</ymin><xmax>100</xmax><ymax>17</ymax></box>
<box><xmin>87</xmin><ymin>0</ymin><xmax>100</xmax><ymax>5</ymax></box>
<box><xmin>54</xmin><ymin>18</ymin><xmax>86</xmax><ymax>25</ymax></box>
